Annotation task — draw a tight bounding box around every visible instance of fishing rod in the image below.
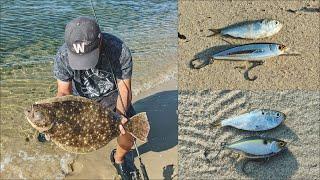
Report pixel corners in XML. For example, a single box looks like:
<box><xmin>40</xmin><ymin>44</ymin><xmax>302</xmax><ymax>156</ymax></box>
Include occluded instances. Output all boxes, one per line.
<box><xmin>89</xmin><ymin>1</ymin><xmax>149</xmax><ymax>179</ymax></box>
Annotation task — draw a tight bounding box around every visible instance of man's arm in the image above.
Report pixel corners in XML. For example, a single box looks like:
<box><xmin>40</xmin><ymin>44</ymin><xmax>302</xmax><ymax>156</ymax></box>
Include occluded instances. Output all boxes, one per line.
<box><xmin>56</xmin><ymin>80</ymin><xmax>72</xmax><ymax>97</ymax></box>
<box><xmin>115</xmin><ymin>78</ymin><xmax>132</xmax><ymax>116</ymax></box>
<box><xmin>116</xmin><ymin>78</ymin><xmax>132</xmax><ymax>135</ymax></box>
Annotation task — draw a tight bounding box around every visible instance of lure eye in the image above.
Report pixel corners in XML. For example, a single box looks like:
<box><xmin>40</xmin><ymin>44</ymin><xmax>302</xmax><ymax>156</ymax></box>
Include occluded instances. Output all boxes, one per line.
<box><xmin>279</xmin><ymin>142</ymin><xmax>285</xmax><ymax>147</ymax></box>
<box><xmin>276</xmin><ymin>113</ymin><xmax>280</xmax><ymax>117</ymax></box>
<box><xmin>261</xmin><ymin>112</ymin><xmax>265</xmax><ymax>115</ymax></box>
<box><xmin>279</xmin><ymin>45</ymin><xmax>286</xmax><ymax>51</ymax></box>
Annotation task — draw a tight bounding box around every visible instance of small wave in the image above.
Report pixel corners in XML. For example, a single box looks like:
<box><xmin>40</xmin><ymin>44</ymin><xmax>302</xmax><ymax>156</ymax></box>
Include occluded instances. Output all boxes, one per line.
<box><xmin>132</xmin><ymin>68</ymin><xmax>177</xmax><ymax>96</ymax></box>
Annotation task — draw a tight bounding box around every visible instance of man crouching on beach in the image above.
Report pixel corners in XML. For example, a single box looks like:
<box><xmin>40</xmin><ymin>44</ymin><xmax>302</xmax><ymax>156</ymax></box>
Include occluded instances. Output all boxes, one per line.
<box><xmin>52</xmin><ymin>16</ymin><xmax>135</xmax><ymax>179</ymax></box>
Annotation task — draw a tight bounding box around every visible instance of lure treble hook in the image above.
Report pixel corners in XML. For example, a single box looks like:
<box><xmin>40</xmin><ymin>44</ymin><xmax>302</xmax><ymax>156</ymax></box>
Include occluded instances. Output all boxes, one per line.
<box><xmin>189</xmin><ymin>57</ymin><xmax>212</xmax><ymax>69</ymax></box>
<box><xmin>212</xmin><ymin>142</ymin><xmax>227</xmax><ymax>160</ymax></box>
<box><xmin>243</xmin><ymin>61</ymin><xmax>264</xmax><ymax>81</ymax></box>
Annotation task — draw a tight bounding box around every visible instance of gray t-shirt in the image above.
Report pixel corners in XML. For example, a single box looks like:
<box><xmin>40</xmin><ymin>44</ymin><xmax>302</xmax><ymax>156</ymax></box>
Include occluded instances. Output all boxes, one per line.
<box><xmin>53</xmin><ymin>33</ymin><xmax>132</xmax><ymax>108</ymax></box>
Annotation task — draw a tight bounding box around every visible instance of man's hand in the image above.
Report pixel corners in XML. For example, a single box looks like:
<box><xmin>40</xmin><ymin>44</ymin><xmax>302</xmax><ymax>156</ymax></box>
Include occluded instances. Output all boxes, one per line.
<box><xmin>119</xmin><ymin>115</ymin><xmax>128</xmax><ymax>135</ymax></box>
<box><xmin>56</xmin><ymin>80</ymin><xmax>72</xmax><ymax>97</ymax></box>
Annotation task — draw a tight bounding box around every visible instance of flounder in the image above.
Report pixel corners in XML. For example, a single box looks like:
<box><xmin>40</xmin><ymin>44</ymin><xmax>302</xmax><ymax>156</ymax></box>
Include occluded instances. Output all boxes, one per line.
<box><xmin>24</xmin><ymin>95</ymin><xmax>150</xmax><ymax>154</ymax></box>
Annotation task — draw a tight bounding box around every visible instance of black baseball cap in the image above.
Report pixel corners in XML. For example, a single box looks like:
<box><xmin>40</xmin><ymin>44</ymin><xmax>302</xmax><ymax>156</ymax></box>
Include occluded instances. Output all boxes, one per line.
<box><xmin>65</xmin><ymin>17</ymin><xmax>101</xmax><ymax>70</ymax></box>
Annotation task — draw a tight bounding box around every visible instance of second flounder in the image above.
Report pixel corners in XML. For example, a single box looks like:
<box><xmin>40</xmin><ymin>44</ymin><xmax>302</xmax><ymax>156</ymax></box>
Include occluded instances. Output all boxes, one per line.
<box><xmin>213</xmin><ymin>109</ymin><xmax>286</xmax><ymax>131</ymax></box>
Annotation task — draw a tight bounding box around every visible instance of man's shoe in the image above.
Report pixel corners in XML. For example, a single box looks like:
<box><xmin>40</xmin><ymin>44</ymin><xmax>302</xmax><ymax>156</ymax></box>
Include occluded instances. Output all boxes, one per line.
<box><xmin>110</xmin><ymin>149</ymin><xmax>132</xmax><ymax>180</ymax></box>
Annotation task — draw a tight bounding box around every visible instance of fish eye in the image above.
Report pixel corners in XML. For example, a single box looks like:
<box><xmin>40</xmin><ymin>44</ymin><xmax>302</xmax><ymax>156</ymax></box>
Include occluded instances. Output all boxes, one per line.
<box><xmin>261</xmin><ymin>112</ymin><xmax>265</xmax><ymax>115</ymax></box>
<box><xmin>34</xmin><ymin>111</ymin><xmax>43</xmax><ymax>120</ymax></box>
<box><xmin>276</xmin><ymin>113</ymin><xmax>280</xmax><ymax>117</ymax></box>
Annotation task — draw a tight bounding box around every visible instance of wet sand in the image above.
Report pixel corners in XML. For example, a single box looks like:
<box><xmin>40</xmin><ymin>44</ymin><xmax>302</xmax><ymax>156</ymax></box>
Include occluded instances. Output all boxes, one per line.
<box><xmin>0</xmin><ymin>61</ymin><xmax>177</xmax><ymax>179</ymax></box>
<box><xmin>178</xmin><ymin>0</ymin><xmax>319</xmax><ymax>91</ymax></box>
<box><xmin>178</xmin><ymin>90</ymin><xmax>319</xmax><ymax>179</ymax></box>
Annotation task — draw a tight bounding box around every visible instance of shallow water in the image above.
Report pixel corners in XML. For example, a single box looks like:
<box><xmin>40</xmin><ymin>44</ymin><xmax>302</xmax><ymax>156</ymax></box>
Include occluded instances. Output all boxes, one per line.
<box><xmin>0</xmin><ymin>0</ymin><xmax>177</xmax><ymax>92</ymax></box>
<box><xmin>0</xmin><ymin>0</ymin><xmax>177</xmax><ymax>178</ymax></box>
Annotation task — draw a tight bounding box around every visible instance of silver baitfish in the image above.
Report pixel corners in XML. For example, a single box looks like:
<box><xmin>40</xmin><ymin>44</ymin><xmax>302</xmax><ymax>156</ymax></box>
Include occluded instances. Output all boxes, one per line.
<box><xmin>213</xmin><ymin>109</ymin><xmax>285</xmax><ymax>131</ymax></box>
<box><xmin>208</xmin><ymin>19</ymin><xmax>283</xmax><ymax>39</ymax></box>
<box><xmin>219</xmin><ymin>136</ymin><xmax>287</xmax><ymax>159</ymax></box>
<box><xmin>212</xmin><ymin>43</ymin><xmax>288</xmax><ymax>61</ymax></box>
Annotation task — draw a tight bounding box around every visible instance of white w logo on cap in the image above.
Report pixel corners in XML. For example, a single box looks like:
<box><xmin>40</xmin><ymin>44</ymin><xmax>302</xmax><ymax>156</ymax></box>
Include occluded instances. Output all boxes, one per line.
<box><xmin>73</xmin><ymin>42</ymin><xmax>85</xmax><ymax>54</ymax></box>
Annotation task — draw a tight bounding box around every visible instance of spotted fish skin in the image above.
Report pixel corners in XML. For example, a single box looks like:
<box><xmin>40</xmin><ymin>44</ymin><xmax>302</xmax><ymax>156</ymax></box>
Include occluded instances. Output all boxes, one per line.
<box><xmin>212</xmin><ymin>19</ymin><xmax>282</xmax><ymax>39</ymax></box>
<box><xmin>225</xmin><ymin>136</ymin><xmax>287</xmax><ymax>158</ymax></box>
<box><xmin>25</xmin><ymin>95</ymin><xmax>150</xmax><ymax>154</ymax></box>
<box><xmin>212</xmin><ymin>43</ymin><xmax>287</xmax><ymax>61</ymax></box>
<box><xmin>216</xmin><ymin>109</ymin><xmax>285</xmax><ymax>131</ymax></box>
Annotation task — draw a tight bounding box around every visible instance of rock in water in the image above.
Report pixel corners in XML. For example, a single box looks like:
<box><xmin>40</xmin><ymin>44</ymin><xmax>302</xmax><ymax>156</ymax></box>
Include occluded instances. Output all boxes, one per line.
<box><xmin>24</xmin><ymin>95</ymin><xmax>150</xmax><ymax>154</ymax></box>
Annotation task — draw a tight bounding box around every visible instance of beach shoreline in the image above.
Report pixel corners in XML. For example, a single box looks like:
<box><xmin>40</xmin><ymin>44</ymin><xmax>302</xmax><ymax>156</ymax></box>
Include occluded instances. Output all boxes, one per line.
<box><xmin>0</xmin><ymin>78</ymin><xmax>178</xmax><ymax>179</ymax></box>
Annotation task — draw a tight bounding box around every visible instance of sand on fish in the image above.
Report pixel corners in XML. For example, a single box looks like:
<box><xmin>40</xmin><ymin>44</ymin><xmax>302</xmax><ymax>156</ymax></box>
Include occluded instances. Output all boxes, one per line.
<box><xmin>178</xmin><ymin>90</ymin><xmax>319</xmax><ymax>179</ymax></box>
<box><xmin>178</xmin><ymin>0</ymin><xmax>319</xmax><ymax>91</ymax></box>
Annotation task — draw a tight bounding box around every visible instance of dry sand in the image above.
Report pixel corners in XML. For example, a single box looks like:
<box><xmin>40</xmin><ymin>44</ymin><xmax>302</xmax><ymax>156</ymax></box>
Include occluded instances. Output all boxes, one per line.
<box><xmin>178</xmin><ymin>90</ymin><xmax>319</xmax><ymax>179</ymax></box>
<box><xmin>178</xmin><ymin>0</ymin><xmax>319</xmax><ymax>91</ymax></box>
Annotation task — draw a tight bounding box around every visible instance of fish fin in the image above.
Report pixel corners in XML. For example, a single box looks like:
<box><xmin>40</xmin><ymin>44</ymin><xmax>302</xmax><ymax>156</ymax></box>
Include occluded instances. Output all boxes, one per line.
<box><xmin>212</xmin><ymin>121</ymin><xmax>222</xmax><ymax>127</ymax></box>
<box><xmin>35</xmin><ymin>95</ymin><xmax>94</xmax><ymax>104</ymax></box>
<box><xmin>221</xmin><ymin>38</ymin><xmax>234</xmax><ymax>45</ymax></box>
<box><xmin>126</xmin><ymin>112</ymin><xmax>150</xmax><ymax>142</ymax></box>
<box><xmin>207</xmin><ymin>29</ymin><xmax>221</xmax><ymax>37</ymax></box>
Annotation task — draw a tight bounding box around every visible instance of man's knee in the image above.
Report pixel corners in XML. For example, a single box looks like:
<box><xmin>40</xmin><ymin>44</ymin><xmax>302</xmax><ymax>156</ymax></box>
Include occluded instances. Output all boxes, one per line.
<box><xmin>117</xmin><ymin>133</ymin><xmax>134</xmax><ymax>150</ymax></box>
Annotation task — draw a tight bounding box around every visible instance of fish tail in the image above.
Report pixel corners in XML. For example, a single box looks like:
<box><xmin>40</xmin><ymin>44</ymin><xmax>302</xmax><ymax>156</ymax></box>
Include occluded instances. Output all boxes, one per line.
<box><xmin>220</xmin><ymin>142</ymin><xmax>227</xmax><ymax>148</ymax></box>
<box><xmin>212</xmin><ymin>121</ymin><xmax>222</xmax><ymax>127</ymax></box>
<box><xmin>207</xmin><ymin>29</ymin><xmax>221</xmax><ymax>37</ymax></box>
<box><xmin>126</xmin><ymin>112</ymin><xmax>150</xmax><ymax>142</ymax></box>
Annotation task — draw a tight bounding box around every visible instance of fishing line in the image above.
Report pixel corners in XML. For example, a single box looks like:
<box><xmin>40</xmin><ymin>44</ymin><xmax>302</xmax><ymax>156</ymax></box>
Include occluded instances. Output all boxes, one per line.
<box><xmin>89</xmin><ymin>1</ymin><xmax>149</xmax><ymax>179</ymax></box>
<box><xmin>90</xmin><ymin>0</ymin><xmax>99</xmax><ymax>25</ymax></box>
<box><xmin>89</xmin><ymin>0</ymin><xmax>127</xmax><ymax>118</ymax></box>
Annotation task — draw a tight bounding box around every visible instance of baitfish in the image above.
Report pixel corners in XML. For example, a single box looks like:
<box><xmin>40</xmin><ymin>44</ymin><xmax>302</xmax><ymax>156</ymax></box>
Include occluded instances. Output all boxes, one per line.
<box><xmin>24</xmin><ymin>95</ymin><xmax>150</xmax><ymax>154</ymax></box>
<box><xmin>208</xmin><ymin>19</ymin><xmax>282</xmax><ymax>39</ymax></box>
<box><xmin>213</xmin><ymin>109</ymin><xmax>285</xmax><ymax>131</ymax></box>
<box><xmin>221</xmin><ymin>136</ymin><xmax>287</xmax><ymax>159</ymax></box>
<box><xmin>212</xmin><ymin>43</ymin><xmax>288</xmax><ymax>61</ymax></box>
